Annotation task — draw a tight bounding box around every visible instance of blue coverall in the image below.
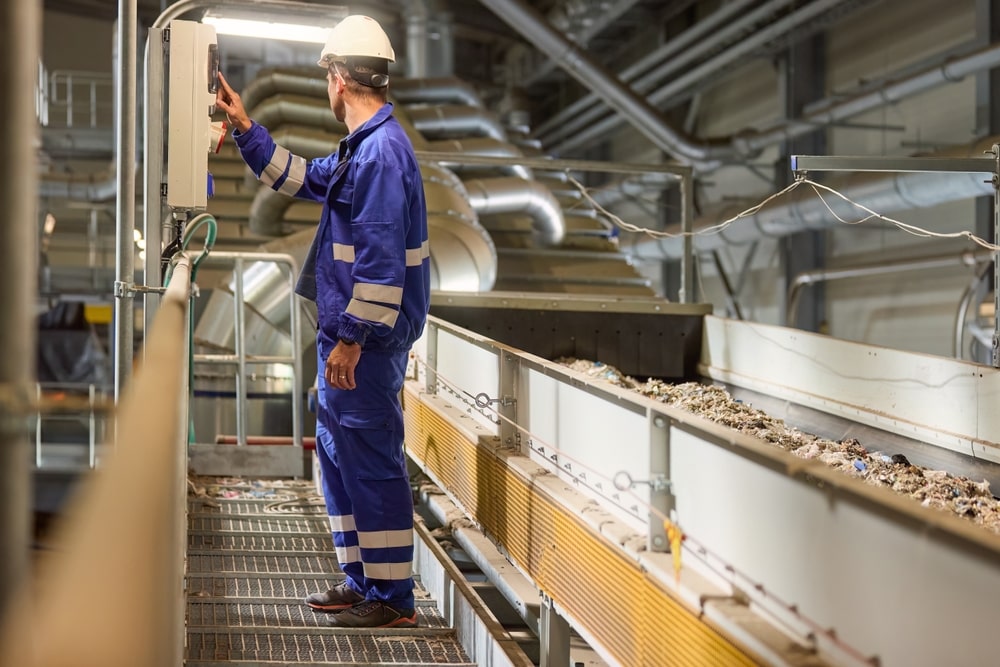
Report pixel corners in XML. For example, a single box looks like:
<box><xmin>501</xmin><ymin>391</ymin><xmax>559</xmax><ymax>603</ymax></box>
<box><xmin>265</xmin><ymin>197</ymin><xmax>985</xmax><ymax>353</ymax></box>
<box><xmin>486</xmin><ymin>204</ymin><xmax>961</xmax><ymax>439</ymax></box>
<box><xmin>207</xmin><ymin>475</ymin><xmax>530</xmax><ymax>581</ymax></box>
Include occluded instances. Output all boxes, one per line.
<box><xmin>233</xmin><ymin>103</ymin><xmax>431</xmax><ymax>609</ymax></box>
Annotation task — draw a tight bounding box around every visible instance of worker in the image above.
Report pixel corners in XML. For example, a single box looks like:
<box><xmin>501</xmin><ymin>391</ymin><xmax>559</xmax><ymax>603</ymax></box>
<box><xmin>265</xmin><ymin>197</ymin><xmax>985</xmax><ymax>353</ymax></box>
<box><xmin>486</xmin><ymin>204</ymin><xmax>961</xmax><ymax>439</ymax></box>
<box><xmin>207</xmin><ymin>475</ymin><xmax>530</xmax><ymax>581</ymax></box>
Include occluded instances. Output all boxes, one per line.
<box><xmin>215</xmin><ymin>14</ymin><xmax>430</xmax><ymax>629</ymax></box>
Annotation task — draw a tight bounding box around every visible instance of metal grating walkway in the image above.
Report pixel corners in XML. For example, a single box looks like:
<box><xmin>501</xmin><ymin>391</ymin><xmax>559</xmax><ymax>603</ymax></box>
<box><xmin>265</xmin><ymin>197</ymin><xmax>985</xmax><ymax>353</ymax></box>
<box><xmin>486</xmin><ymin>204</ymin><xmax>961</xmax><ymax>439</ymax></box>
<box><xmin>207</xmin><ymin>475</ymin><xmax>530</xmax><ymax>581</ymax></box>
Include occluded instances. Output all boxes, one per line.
<box><xmin>186</xmin><ymin>493</ymin><xmax>476</xmax><ymax>666</ymax></box>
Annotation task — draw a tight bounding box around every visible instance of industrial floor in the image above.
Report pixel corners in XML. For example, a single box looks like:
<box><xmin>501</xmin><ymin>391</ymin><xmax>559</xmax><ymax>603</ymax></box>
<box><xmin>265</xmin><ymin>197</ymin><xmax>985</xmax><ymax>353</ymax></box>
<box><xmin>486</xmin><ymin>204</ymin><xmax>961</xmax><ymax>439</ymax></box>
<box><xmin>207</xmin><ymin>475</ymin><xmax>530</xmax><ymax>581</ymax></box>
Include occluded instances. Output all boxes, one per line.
<box><xmin>184</xmin><ymin>479</ymin><xmax>476</xmax><ymax>666</ymax></box>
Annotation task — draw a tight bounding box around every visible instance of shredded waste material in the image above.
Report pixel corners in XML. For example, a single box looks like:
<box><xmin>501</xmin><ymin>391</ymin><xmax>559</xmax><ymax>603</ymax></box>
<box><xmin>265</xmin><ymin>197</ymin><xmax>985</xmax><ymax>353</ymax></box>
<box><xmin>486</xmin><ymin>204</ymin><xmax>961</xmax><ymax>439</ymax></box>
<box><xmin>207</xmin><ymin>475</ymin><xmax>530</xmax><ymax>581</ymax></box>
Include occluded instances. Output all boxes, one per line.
<box><xmin>558</xmin><ymin>357</ymin><xmax>1000</xmax><ymax>535</ymax></box>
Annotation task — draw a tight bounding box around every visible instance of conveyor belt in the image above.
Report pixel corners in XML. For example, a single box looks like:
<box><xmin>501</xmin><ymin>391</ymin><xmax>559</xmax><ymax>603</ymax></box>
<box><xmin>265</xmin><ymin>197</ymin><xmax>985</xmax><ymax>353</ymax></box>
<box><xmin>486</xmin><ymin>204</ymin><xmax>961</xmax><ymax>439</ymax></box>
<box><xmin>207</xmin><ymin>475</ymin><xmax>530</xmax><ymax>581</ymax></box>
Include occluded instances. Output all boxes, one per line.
<box><xmin>718</xmin><ymin>381</ymin><xmax>1000</xmax><ymax>493</ymax></box>
<box><xmin>184</xmin><ymin>497</ymin><xmax>477</xmax><ymax>666</ymax></box>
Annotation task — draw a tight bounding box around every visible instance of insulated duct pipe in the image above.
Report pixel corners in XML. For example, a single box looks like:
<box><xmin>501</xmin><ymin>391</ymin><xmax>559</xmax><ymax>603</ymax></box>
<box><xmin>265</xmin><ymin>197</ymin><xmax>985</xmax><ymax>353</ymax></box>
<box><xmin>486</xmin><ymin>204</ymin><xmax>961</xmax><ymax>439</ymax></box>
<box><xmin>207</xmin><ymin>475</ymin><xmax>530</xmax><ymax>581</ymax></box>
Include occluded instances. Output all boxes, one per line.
<box><xmin>424</xmin><ymin>138</ymin><xmax>532</xmax><ymax>180</ymax></box>
<box><xmin>476</xmin><ymin>0</ymin><xmax>732</xmax><ymax>167</ymax></box>
<box><xmin>553</xmin><ymin>0</ymin><xmax>858</xmax><ymax>157</ymax></box>
<box><xmin>407</xmin><ymin>105</ymin><xmax>508</xmax><ymax>141</ymax></box>
<box><xmin>629</xmin><ymin>135</ymin><xmax>1000</xmax><ymax>260</ymax></box>
<box><xmin>392</xmin><ymin>77</ymin><xmax>483</xmax><ymax>108</ymax></box>
<box><xmin>39</xmin><ymin>170</ymin><xmax>120</xmax><ymax>201</ymax></box>
<box><xmin>240</xmin><ymin>69</ymin><xmax>328</xmax><ymax>111</ymax></box>
<box><xmin>464</xmin><ymin>176</ymin><xmax>565</xmax><ymax>246</ymax></box>
<box><xmin>248</xmin><ymin>95</ymin><xmax>348</xmax><ymax>135</ymax></box>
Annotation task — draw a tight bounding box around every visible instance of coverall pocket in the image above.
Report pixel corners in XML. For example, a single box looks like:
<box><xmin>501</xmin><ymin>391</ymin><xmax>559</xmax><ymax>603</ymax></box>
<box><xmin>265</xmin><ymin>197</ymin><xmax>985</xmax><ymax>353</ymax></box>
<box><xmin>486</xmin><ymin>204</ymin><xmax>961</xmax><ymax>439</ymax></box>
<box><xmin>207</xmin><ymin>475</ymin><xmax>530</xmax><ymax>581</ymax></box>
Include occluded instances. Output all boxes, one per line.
<box><xmin>336</xmin><ymin>408</ymin><xmax>405</xmax><ymax>481</ymax></box>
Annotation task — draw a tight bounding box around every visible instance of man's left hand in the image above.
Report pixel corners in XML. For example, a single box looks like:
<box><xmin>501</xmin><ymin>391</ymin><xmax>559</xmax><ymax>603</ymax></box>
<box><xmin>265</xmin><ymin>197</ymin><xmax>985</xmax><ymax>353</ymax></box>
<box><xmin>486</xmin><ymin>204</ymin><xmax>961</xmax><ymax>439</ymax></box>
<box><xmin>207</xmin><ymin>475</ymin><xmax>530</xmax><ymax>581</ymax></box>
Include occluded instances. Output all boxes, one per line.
<box><xmin>325</xmin><ymin>340</ymin><xmax>361</xmax><ymax>390</ymax></box>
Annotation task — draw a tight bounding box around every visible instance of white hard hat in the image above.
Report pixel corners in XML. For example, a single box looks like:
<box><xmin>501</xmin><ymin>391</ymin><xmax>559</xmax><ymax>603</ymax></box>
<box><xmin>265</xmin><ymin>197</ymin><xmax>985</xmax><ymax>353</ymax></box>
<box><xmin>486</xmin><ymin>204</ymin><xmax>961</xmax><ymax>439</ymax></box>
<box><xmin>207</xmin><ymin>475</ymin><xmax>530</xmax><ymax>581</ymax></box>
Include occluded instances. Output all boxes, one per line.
<box><xmin>317</xmin><ymin>15</ymin><xmax>396</xmax><ymax>67</ymax></box>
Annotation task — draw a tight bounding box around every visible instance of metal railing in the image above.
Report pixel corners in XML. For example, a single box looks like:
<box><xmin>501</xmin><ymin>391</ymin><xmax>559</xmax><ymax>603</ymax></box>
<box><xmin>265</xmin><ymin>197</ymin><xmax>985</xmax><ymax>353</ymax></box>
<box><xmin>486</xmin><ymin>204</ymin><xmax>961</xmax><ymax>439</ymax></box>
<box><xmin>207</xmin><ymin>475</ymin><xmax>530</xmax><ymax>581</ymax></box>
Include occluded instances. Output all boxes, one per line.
<box><xmin>33</xmin><ymin>381</ymin><xmax>112</xmax><ymax>471</ymax></box>
<box><xmin>43</xmin><ymin>69</ymin><xmax>114</xmax><ymax>129</ymax></box>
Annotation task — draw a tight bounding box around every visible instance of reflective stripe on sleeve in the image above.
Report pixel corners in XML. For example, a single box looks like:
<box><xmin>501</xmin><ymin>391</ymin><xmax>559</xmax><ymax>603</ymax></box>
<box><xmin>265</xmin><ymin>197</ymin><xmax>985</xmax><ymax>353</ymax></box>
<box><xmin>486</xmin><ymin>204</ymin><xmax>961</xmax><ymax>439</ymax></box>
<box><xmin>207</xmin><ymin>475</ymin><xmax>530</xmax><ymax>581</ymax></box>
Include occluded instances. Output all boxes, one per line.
<box><xmin>277</xmin><ymin>155</ymin><xmax>307</xmax><ymax>195</ymax></box>
<box><xmin>353</xmin><ymin>283</ymin><xmax>403</xmax><ymax>306</ymax></box>
<box><xmin>261</xmin><ymin>145</ymin><xmax>291</xmax><ymax>188</ymax></box>
<box><xmin>332</xmin><ymin>243</ymin><xmax>355</xmax><ymax>263</ymax></box>
<box><xmin>405</xmin><ymin>240</ymin><xmax>430</xmax><ymax>267</ymax></box>
<box><xmin>346</xmin><ymin>299</ymin><xmax>398</xmax><ymax>327</ymax></box>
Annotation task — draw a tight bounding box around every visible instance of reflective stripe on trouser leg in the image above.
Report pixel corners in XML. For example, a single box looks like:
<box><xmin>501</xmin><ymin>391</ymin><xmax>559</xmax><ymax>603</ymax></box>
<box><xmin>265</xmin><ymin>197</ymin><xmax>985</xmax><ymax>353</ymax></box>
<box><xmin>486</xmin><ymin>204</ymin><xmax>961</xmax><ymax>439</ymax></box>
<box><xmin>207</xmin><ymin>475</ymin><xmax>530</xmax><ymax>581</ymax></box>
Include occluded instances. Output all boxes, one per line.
<box><xmin>314</xmin><ymin>368</ymin><xmax>365</xmax><ymax>593</ymax></box>
<box><xmin>319</xmin><ymin>345</ymin><xmax>415</xmax><ymax>608</ymax></box>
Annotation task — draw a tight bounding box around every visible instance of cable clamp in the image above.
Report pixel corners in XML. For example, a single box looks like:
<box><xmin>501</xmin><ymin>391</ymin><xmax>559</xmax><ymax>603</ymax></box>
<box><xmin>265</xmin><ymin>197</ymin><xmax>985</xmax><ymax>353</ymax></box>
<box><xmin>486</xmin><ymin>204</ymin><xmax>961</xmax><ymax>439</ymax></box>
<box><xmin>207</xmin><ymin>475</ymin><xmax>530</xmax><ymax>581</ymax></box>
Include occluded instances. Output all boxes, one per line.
<box><xmin>614</xmin><ymin>470</ymin><xmax>671</xmax><ymax>493</ymax></box>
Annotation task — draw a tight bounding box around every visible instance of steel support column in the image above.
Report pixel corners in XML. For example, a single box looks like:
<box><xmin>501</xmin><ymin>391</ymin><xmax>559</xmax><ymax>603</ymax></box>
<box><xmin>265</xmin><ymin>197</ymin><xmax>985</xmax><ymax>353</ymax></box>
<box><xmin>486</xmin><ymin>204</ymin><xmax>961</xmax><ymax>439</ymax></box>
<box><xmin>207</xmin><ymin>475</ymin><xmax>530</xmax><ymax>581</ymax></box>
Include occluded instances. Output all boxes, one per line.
<box><xmin>113</xmin><ymin>0</ymin><xmax>138</xmax><ymax>402</ymax></box>
<box><xmin>0</xmin><ymin>0</ymin><xmax>39</xmax><ymax>614</ymax></box>
<box><xmin>778</xmin><ymin>34</ymin><xmax>827</xmax><ymax>333</ymax></box>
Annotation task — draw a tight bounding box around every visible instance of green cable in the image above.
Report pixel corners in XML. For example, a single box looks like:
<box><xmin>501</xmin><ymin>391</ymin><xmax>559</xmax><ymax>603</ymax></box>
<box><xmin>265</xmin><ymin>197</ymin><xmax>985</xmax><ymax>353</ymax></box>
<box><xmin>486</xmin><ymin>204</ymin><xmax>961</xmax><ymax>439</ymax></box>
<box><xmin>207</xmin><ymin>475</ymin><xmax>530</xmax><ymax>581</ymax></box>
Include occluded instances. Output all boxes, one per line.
<box><xmin>163</xmin><ymin>213</ymin><xmax>218</xmax><ymax>444</ymax></box>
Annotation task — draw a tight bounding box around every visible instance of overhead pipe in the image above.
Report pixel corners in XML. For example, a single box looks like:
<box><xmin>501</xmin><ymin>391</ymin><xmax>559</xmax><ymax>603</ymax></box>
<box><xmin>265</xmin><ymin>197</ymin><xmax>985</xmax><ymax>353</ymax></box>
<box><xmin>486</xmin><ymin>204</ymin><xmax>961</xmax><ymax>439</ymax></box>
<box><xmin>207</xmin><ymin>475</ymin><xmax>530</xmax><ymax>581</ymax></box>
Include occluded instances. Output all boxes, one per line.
<box><xmin>787</xmin><ymin>250</ymin><xmax>987</xmax><ymax>326</ymax></box>
<box><xmin>464</xmin><ymin>176</ymin><xmax>565</xmax><ymax>246</ymax></box>
<box><xmin>629</xmin><ymin>135</ymin><xmax>1000</xmax><ymax>261</ymax></box>
<box><xmin>407</xmin><ymin>105</ymin><xmax>509</xmax><ymax>141</ymax></box>
<box><xmin>553</xmin><ymin>0</ymin><xmax>859</xmax><ymax>157</ymax></box>
<box><xmin>522</xmin><ymin>0</ymin><xmax>646</xmax><ymax>87</ymax></box>
<box><xmin>476</xmin><ymin>0</ymin><xmax>731</xmax><ymax>167</ymax></box>
<box><xmin>536</xmin><ymin>0</ymin><xmax>778</xmax><ymax>146</ymax></box>
<box><xmin>403</xmin><ymin>0</ymin><xmax>429</xmax><ymax>79</ymax></box>
<box><xmin>739</xmin><ymin>42</ymin><xmax>1000</xmax><ymax>154</ymax></box>
<box><xmin>593</xmin><ymin>43</ymin><xmax>1000</xmax><ymax>206</ymax></box>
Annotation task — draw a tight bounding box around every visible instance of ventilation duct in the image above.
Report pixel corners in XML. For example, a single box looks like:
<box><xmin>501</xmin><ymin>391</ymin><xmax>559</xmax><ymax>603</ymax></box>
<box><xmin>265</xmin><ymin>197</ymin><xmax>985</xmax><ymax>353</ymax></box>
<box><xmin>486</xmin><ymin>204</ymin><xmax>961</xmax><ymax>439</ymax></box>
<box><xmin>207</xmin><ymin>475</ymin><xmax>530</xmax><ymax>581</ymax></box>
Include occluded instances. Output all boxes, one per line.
<box><xmin>464</xmin><ymin>177</ymin><xmax>565</xmax><ymax>247</ymax></box>
<box><xmin>407</xmin><ymin>105</ymin><xmax>508</xmax><ymax>141</ymax></box>
<box><xmin>240</xmin><ymin>69</ymin><xmax>328</xmax><ymax>112</ymax></box>
<box><xmin>424</xmin><ymin>137</ymin><xmax>532</xmax><ymax>180</ymax></box>
<box><xmin>392</xmin><ymin>77</ymin><xmax>481</xmax><ymax>108</ymax></box>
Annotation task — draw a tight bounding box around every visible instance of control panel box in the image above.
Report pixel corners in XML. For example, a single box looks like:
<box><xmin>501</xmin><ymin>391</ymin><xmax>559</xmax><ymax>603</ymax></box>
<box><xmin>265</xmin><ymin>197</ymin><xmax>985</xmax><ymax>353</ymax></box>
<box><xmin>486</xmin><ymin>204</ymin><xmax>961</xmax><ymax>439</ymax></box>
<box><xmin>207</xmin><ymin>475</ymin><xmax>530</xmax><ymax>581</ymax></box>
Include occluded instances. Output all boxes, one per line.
<box><xmin>166</xmin><ymin>20</ymin><xmax>225</xmax><ymax>211</ymax></box>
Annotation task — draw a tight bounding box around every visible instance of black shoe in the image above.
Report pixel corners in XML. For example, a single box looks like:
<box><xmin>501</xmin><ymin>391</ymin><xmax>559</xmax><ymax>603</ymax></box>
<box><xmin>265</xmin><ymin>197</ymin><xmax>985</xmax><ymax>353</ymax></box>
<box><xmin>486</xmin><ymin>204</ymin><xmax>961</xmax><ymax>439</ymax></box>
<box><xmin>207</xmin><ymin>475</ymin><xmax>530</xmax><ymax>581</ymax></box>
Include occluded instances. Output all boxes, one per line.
<box><xmin>304</xmin><ymin>581</ymin><xmax>364</xmax><ymax>612</ymax></box>
<box><xmin>326</xmin><ymin>600</ymin><xmax>418</xmax><ymax>628</ymax></box>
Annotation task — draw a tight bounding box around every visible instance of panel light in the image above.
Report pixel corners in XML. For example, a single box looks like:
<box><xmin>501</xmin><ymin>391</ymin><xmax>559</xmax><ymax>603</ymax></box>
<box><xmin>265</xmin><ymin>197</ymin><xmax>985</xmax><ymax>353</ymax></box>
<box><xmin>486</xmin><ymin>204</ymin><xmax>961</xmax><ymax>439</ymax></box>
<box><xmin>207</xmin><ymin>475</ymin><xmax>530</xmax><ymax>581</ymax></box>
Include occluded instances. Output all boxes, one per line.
<box><xmin>202</xmin><ymin>17</ymin><xmax>328</xmax><ymax>44</ymax></box>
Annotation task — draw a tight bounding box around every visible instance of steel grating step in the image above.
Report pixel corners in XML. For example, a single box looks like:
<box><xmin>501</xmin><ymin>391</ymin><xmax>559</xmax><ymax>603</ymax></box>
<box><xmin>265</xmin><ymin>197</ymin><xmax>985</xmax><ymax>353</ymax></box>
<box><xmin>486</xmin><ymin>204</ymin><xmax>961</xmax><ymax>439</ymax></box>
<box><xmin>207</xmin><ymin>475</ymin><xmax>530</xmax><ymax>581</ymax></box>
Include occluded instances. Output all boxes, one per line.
<box><xmin>188</xmin><ymin>515</ymin><xmax>329</xmax><ymax>535</ymax></box>
<box><xmin>188</xmin><ymin>532</ymin><xmax>330</xmax><ymax>551</ymax></box>
<box><xmin>186</xmin><ymin>487</ymin><xmax>474</xmax><ymax>665</ymax></box>
<box><xmin>189</xmin><ymin>498</ymin><xmax>328</xmax><ymax>516</ymax></box>
<box><xmin>188</xmin><ymin>552</ymin><xmax>341</xmax><ymax>575</ymax></box>
<box><xmin>186</xmin><ymin>629</ymin><xmax>475</xmax><ymax>664</ymax></box>
<box><xmin>187</xmin><ymin>601</ymin><xmax>450</xmax><ymax>631</ymax></box>
<box><xmin>187</xmin><ymin>575</ymin><xmax>432</xmax><ymax>602</ymax></box>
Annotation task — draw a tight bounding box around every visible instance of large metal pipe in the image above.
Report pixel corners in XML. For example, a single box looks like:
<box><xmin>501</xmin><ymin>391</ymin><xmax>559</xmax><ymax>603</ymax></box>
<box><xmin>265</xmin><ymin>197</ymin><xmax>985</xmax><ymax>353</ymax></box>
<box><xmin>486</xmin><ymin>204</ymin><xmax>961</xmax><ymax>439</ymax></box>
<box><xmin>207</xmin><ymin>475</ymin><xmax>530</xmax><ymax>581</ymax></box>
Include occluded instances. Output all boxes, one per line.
<box><xmin>407</xmin><ymin>105</ymin><xmax>508</xmax><ymax>141</ymax></box>
<box><xmin>240</xmin><ymin>69</ymin><xmax>328</xmax><ymax>111</ymax></box>
<box><xmin>522</xmin><ymin>0</ymin><xmax>645</xmax><ymax>87</ymax></box>
<box><xmin>0</xmin><ymin>0</ymin><xmax>38</xmax><ymax>617</ymax></box>
<box><xmin>740</xmin><ymin>42</ymin><xmax>1000</xmax><ymax>154</ymax></box>
<box><xmin>392</xmin><ymin>77</ymin><xmax>483</xmax><ymax>108</ymax></box>
<box><xmin>477</xmin><ymin>0</ymin><xmax>731</xmax><ymax>166</ymax></box>
<box><xmin>464</xmin><ymin>176</ymin><xmax>565</xmax><ymax>246</ymax></box>
<box><xmin>113</xmin><ymin>1</ymin><xmax>138</xmax><ymax>403</ymax></box>
<box><xmin>425</xmin><ymin>137</ymin><xmax>532</xmax><ymax>180</ymax></box>
<box><xmin>536</xmin><ymin>0</ymin><xmax>780</xmax><ymax>146</ymax></box>
<box><xmin>787</xmin><ymin>250</ymin><xmax>986</xmax><ymax>326</ymax></box>
<box><xmin>630</xmin><ymin>135</ymin><xmax>1000</xmax><ymax>260</ymax></box>
<box><xmin>248</xmin><ymin>95</ymin><xmax>348</xmax><ymax>134</ymax></box>
<box><xmin>554</xmin><ymin>0</ymin><xmax>858</xmax><ymax>157</ymax></box>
